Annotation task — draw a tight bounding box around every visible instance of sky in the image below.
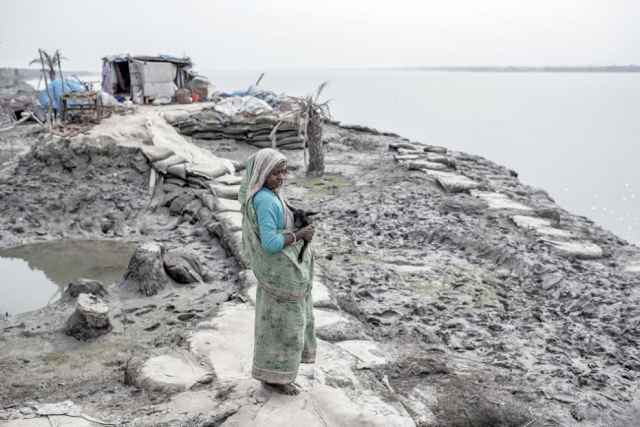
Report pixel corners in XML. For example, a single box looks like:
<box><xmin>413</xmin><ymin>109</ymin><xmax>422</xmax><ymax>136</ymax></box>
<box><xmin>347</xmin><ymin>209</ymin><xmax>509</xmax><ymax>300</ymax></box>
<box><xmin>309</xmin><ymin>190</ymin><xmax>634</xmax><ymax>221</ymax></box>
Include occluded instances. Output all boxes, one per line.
<box><xmin>1</xmin><ymin>0</ymin><xmax>639</xmax><ymax>71</ymax></box>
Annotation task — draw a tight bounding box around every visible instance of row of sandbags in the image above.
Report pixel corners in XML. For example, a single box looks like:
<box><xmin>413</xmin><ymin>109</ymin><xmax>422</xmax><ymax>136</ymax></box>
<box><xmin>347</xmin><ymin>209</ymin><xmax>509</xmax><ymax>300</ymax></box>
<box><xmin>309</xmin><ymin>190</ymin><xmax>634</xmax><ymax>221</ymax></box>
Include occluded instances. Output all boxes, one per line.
<box><xmin>140</xmin><ymin>115</ymin><xmax>248</xmax><ymax>265</ymax></box>
<box><xmin>167</xmin><ymin>108</ymin><xmax>305</xmax><ymax>150</ymax></box>
<box><xmin>143</xmin><ymin>152</ymin><xmax>247</xmax><ymax>267</ymax></box>
<box><xmin>141</xmin><ymin>144</ymin><xmax>239</xmax><ymax>185</ymax></box>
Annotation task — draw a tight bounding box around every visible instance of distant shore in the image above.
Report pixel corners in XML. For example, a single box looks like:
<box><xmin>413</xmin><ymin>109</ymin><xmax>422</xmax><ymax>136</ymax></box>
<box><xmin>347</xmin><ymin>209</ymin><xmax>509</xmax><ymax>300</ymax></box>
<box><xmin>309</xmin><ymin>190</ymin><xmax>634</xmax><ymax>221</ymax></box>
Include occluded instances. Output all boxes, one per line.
<box><xmin>390</xmin><ymin>65</ymin><xmax>640</xmax><ymax>73</ymax></box>
<box><xmin>0</xmin><ymin>68</ymin><xmax>95</xmax><ymax>80</ymax></box>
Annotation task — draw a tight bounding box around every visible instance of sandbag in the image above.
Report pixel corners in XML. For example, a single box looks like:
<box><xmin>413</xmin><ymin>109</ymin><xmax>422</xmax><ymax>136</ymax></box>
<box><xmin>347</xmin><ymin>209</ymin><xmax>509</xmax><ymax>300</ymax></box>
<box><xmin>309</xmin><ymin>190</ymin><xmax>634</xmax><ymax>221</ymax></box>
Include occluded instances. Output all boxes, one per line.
<box><xmin>153</xmin><ymin>153</ymin><xmax>188</xmax><ymax>174</ymax></box>
<box><xmin>166</xmin><ymin>163</ymin><xmax>188</xmax><ymax>180</ymax></box>
<box><xmin>215</xmin><ymin>174</ymin><xmax>244</xmax><ymax>186</ymax></box>
<box><xmin>142</xmin><ymin>145</ymin><xmax>174</xmax><ymax>163</ymax></box>
<box><xmin>213</xmin><ymin>198</ymin><xmax>241</xmax><ymax>213</ymax></box>
<box><xmin>187</xmin><ymin>162</ymin><xmax>229</xmax><ymax>180</ymax></box>
<box><xmin>209</xmin><ymin>183</ymin><xmax>240</xmax><ymax>200</ymax></box>
<box><xmin>215</xmin><ymin>211</ymin><xmax>242</xmax><ymax>232</ymax></box>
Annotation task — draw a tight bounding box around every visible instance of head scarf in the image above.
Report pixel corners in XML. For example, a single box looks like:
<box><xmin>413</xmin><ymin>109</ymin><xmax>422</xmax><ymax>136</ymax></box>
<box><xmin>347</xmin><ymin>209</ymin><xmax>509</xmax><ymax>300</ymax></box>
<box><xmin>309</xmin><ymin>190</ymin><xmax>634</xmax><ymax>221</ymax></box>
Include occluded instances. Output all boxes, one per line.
<box><xmin>240</xmin><ymin>148</ymin><xmax>293</xmax><ymax>229</ymax></box>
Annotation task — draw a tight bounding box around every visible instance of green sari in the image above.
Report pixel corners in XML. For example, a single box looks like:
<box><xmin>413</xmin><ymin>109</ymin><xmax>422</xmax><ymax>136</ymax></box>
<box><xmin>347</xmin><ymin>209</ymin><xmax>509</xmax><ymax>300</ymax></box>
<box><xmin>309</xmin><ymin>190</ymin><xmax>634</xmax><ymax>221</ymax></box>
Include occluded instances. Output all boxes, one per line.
<box><xmin>239</xmin><ymin>151</ymin><xmax>316</xmax><ymax>384</ymax></box>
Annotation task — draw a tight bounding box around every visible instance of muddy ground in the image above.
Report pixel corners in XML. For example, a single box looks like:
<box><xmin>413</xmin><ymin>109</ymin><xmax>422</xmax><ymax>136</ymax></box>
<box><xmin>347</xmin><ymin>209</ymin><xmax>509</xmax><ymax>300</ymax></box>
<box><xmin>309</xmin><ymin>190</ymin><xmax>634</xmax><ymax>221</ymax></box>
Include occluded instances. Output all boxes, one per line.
<box><xmin>1</xmin><ymin>103</ymin><xmax>640</xmax><ymax>427</ymax></box>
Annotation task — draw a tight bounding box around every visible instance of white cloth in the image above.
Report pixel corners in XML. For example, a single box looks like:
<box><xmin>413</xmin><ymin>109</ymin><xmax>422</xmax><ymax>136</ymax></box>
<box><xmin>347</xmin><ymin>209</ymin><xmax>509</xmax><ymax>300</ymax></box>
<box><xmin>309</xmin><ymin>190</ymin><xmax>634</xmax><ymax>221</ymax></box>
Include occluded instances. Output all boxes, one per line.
<box><xmin>244</xmin><ymin>148</ymin><xmax>293</xmax><ymax>230</ymax></box>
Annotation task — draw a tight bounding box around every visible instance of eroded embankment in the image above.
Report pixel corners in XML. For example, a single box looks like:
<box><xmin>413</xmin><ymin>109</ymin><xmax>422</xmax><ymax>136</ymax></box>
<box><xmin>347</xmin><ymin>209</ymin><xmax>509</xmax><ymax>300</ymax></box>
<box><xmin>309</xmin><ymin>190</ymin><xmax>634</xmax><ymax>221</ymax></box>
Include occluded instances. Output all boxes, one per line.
<box><xmin>0</xmin><ymin>115</ymin><xmax>243</xmax><ymax>424</ymax></box>
<box><xmin>1</xmin><ymin>108</ymin><xmax>640</xmax><ymax>426</ymax></box>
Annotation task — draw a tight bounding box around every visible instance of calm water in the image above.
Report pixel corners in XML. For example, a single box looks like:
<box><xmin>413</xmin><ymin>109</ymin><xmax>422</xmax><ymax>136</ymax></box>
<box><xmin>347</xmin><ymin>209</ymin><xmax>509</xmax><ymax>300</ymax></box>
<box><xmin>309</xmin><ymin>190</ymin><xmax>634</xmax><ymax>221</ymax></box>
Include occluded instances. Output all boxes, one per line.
<box><xmin>205</xmin><ymin>69</ymin><xmax>640</xmax><ymax>245</ymax></box>
<box><xmin>0</xmin><ymin>240</ymin><xmax>135</xmax><ymax>316</ymax></box>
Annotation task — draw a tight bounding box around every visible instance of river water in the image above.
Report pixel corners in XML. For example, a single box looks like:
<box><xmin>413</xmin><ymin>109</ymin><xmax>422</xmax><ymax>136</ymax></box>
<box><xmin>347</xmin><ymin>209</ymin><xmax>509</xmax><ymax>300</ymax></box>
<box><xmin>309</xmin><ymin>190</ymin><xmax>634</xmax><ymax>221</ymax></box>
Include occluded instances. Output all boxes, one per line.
<box><xmin>205</xmin><ymin>69</ymin><xmax>640</xmax><ymax>245</ymax></box>
<box><xmin>0</xmin><ymin>240</ymin><xmax>135</xmax><ymax>317</ymax></box>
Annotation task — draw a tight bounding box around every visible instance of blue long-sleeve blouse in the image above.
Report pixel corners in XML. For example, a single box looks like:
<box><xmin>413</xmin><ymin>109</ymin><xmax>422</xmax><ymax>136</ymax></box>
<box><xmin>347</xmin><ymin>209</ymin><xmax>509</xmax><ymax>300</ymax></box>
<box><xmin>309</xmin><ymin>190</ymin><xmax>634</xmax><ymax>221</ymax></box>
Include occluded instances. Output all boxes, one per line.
<box><xmin>252</xmin><ymin>187</ymin><xmax>286</xmax><ymax>254</ymax></box>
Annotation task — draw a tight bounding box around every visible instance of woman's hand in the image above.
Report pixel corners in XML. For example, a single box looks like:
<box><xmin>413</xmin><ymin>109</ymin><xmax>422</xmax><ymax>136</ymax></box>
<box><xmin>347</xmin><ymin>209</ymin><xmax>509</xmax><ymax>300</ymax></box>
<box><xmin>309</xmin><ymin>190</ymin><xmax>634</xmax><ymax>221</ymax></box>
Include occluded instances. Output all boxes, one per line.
<box><xmin>296</xmin><ymin>225</ymin><xmax>315</xmax><ymax>242</ymax></box>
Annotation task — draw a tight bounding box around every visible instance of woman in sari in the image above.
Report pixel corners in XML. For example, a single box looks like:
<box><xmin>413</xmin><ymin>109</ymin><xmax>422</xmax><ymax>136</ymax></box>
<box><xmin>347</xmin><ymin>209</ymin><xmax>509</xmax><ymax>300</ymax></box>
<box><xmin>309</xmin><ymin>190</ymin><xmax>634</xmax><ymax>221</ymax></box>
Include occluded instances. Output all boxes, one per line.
<box><xmin>239</xmin><ymin>148</ymin><xmax>316</xmax><ymax>395</ymax></box>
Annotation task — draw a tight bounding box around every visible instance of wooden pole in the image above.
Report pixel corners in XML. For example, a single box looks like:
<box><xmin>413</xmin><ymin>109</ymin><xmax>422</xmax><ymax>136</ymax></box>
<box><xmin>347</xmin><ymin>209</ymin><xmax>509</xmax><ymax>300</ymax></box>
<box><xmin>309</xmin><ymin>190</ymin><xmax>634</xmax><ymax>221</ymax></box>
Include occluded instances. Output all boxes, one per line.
<box><xmin>38</xmin><ymin>49</ymin><xmax>54</xmax><ymax>130</ymax></box>
<box><xmin>57</xmin><ymin>51</ymin><xmax>66</xmax><ymax>124</ymax></box>
<box><xmin>270</xmin><ymin>121</ymin><xmax>282</xmax><ymax>149</ymax></box>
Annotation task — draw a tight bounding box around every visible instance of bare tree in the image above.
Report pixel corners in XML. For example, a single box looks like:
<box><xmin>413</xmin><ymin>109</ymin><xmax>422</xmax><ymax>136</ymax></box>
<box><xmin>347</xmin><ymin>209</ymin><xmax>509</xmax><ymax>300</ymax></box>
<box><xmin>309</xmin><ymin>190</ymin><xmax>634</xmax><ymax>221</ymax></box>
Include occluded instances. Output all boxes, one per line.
<box><xmin>29</xmin><ymin>49</ymin><xmax>67</xmax><ymax>81</ymax></box>
<box><xmin>301</xmin><ymin>82</ymin><xmax>330</xmax><ymax>177</ymax></box>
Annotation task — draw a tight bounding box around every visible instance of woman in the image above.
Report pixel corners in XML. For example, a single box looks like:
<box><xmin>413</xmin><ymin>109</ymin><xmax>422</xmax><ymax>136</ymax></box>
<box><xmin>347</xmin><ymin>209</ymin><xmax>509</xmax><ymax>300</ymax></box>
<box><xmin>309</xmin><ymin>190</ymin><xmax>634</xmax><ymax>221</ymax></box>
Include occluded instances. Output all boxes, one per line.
<box><xmin>239</xmin><ymin>148</ymin><xmax>316</xmax><ymax>395</ymax></box>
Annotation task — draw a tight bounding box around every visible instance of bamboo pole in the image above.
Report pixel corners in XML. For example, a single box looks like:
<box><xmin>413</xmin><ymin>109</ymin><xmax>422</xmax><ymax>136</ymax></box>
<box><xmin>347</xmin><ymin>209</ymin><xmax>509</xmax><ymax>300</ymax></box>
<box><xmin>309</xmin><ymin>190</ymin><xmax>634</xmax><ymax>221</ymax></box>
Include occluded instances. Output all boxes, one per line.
<box><xmin>270</xmin><ymin>121</ymin><xmax>282</xmax><ymax>149</ymax></box>
<box><xmin>38</xmin><ymin>49</ymin><xmax>54</xmax><ymax>130</ymax></box>
<box><xmin>57</xmin><ymin>51</ymin><xmax>66</xmax><ymax>124</ymax></box>
<box><xmin>57</xmin><ymin>51</ymin><xmax>65</xmax><ymax>97</ymax></box>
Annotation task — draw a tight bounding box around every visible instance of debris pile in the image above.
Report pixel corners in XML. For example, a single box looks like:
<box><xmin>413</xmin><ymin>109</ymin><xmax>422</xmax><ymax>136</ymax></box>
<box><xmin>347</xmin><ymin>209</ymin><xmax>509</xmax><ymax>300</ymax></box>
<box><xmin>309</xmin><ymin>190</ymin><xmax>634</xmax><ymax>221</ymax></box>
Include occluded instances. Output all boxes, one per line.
<box><xmin>0</xmin><ymin>69</ymin><xmax>39</xmax><ymax>129</ymax></box>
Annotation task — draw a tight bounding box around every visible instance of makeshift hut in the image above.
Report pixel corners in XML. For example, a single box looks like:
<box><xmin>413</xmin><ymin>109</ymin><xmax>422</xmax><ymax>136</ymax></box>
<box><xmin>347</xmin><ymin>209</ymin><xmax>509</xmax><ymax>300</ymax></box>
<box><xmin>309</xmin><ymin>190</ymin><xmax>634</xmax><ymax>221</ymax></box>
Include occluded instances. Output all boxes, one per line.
<box><xmin>101</xmin><ymin>55</ymin><xmax>194</xmax><ymax>104</ymax></box>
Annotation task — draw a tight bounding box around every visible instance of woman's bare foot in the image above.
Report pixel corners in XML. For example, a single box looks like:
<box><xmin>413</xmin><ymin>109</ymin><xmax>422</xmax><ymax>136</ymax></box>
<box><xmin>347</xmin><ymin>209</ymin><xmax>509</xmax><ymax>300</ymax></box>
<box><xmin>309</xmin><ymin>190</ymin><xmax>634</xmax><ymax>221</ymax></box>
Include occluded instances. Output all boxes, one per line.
<box><xmin>263</xmin><ymin>382</ymin><xmax>300</xmax><ymax>395</ymax></box>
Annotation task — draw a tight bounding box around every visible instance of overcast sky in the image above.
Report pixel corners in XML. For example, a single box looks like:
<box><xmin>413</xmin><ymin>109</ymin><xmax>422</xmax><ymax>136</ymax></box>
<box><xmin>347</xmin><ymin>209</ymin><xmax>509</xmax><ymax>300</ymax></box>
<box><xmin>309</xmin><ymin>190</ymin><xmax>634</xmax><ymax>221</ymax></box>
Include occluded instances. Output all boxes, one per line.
<box><xmin>1</xmin><ymin>0</ymin><xmax>638</xmax><ymax>71</ymax></box>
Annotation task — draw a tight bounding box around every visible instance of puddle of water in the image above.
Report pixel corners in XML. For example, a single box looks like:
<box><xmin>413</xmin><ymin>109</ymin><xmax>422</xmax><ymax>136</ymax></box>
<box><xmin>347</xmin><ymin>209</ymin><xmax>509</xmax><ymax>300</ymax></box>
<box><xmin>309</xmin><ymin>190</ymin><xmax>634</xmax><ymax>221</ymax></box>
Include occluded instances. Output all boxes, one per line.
<box><xmin>0</xmin><ymin>240</ymin><xmax>136</xmax><ymax>317</ymax></box>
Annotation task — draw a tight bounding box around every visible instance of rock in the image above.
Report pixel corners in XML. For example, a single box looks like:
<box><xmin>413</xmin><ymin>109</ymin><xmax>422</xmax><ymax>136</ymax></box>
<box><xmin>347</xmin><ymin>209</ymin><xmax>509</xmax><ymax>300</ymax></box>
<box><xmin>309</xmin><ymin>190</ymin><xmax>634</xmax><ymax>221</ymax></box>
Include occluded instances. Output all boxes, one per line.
<box><xmin>394</xmin><ymin>154</ymin><xmax>421</xmax><ymax>161</ymax></box>
<box><xmin>543</xmin><ymin>239</ymin><xmax>604</xmax><ymax>259</ymax></box>
<box><xmin>570</xmin><ymin>402</ymin><xmax>601</xmax><ymax>422</ymax></box>
<box><xmin>65</xmin><ymin>293</ymin><xmax>112</xmax><ymax>340</ymax></box>
<box><xmin>312</xmin><ymin>279</ymin><xmax>334</xmax><ymax>308</ymax></box>
<box><xmin>407</xmin><ymin>160</ymin><xmax>448</xmax><ymax>171</ymax></box>
<box><xmin>389</xmin><ymin>142</ymin><xmax>420</xmax><ymax>151</ymax></box>
<box><xmin>3</xmin><ymin>416</ymin><xmax>96</xmax><ymax>427</ymax></box>
<box><xmin>625</xmin><ymin>260</ymin><xmax>640</xmax><ymax>273</ymax></box>
<box><xmin>181</xmin><ymin>198</ymin><xmax>204</xmax><ymax>218</ymax></box>
<box><xmin>424</xmin><ymin>153</ymin><xmax>455</xmax><ymax>167</ymax></box>
<box><xmin>511</xmin><ymin>215</ymin><xmax>573</xmax><ymax>238</ymax></box>
<box><xmin>401</xmin><ymin>385</ymin><xmax>438</xmax><ymax>426</ymax></box>
<box><xmin>424</xmin><ymin>170</ymin><xmax>479</xmax><ymax>193</ymax></box>
<box><xmin>100</xmin><ymin>217</ymin><xmax>116</xmax><ymax>234</ymax></box>
<box><xmin>1</xmin><ymin>400</ymin><xmax>108</xmax><ymax>427</ymax></box>
<box><xmin>439</xmin><ymin>195</ymin><xmax>488</xmax><ymax>215</ymax></box>
<box><xmin>316</xmin><ymin>320</ymin><xmax>370</xmax><ymax>342</ymax></box>
<box><xmin>471</xmin><ymin>191</ymin><xmax>532</xmax><ymax>211</ymax></box>
<box><xmin>190</xmin><ymin>304</ymin><xmax>254</xmax><ymax>381</ymax></box>
<box><xmin>125</xmin><ymin>352</ymin><xmax>213</xmax><ymax>394</ymax></box>
<box><xmin>163</xmin><ymin>249</ymin><xmax>206</xmax><ymax>284</ymax></box>
<box><xmin>169</xmin><ymin>192</ymin><xmax>197</xmax><ymax>216</ymax></box>
<box><xmin>62</xmin><ymin>279</ymin><xmax>108</xmax><ymax>300</ymax></box>
<box><xmin>120</xmin><ymin>242</ymin><xmax>171</xmax><ymax>296</ymax></box>
<box><xmin>421</xmin><ymin>144</ymin><xmax>447</xmax><ymax>154</ymax></box>
<box><xmin>336</xmin><ymin>340</ymin><xmax>388</xmax><ymax>369</ymax></box>
<box><xmin>315</xmin><ymin>309</ymin><xmax>369</xmax><ymax>342</ymax></box>
<box><xmin>224</xmin><ymin>384</ymin><xmax>414</xmax><ymax>427</ymax></box>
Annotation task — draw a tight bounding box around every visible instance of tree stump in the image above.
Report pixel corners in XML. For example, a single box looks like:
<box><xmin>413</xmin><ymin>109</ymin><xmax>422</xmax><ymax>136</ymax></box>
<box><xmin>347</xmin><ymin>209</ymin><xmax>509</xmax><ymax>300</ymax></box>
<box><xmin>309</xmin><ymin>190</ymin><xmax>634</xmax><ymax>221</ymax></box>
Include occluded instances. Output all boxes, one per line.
<box><xmin>306</xmin><ymin>108</ymin><xmax>324</xmax><ymax>177</ymax></box>
<box><xmin>65</xmin><ymin>293</ymin><xmax>112</xmax><ymax>340</ymax></box>
<box><xmin>163</xmin><ymin>249</ymin><xmax>207</xmax><ymax>284</ymax></box>
<box><xmin>120</xmin><ymin>242</ymin><xmax>171</xmax><ymax>296</ymax></box>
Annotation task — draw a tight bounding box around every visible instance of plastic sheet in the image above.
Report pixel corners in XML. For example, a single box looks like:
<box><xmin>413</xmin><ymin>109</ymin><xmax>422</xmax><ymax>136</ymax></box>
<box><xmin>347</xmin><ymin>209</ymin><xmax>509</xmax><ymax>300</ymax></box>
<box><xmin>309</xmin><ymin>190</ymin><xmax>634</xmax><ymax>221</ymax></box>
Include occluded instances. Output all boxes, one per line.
<box><xmin>214</xmin><ymin>96</ymin><xmax>273</xmax><ymax>117</ymax></box>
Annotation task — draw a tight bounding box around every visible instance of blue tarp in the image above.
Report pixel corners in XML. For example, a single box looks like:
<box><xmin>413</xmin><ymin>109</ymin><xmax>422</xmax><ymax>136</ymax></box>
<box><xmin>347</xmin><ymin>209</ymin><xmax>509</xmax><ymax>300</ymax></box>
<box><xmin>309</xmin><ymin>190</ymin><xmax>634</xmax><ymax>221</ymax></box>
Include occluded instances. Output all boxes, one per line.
<box><xmin>37</xmin><ymin>79</ymin><xmax>87</xmax><ymax>111</ymax></box>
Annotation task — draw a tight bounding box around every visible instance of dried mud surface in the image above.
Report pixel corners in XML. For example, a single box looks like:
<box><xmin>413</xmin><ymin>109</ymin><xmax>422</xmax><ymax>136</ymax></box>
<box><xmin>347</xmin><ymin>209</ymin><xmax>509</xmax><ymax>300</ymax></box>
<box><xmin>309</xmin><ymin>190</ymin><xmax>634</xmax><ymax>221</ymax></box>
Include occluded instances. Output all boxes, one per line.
<box><xmin>1</xmin><ymin>118</ymin><xmax>640</xmax><ymax>426</ymax></box>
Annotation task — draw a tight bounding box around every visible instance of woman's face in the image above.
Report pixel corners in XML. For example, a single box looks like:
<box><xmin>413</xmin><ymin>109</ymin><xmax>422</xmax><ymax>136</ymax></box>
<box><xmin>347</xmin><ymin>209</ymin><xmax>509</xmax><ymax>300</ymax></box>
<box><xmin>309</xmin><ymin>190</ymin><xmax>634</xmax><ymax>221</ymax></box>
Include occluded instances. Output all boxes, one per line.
<box><xmin>265</xmin><ymin>162</ymin><xmax>288</xmax><ymax>191</ymax></box>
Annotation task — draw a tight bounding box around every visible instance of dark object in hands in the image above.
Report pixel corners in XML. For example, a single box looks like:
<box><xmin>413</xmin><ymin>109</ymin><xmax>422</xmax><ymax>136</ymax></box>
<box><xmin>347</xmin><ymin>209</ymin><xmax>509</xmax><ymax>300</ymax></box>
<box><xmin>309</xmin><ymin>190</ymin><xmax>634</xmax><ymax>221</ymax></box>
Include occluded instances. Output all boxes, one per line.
<box><xmin>288</xmin><ymin>204</ymin><xmax>318</xmax><ymax>262</ymax></box>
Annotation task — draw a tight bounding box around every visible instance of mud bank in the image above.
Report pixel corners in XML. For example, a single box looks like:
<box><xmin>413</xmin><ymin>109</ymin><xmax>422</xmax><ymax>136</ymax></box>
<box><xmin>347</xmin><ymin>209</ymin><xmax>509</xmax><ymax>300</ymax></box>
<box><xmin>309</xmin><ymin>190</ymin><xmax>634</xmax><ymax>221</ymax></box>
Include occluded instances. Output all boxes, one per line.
<box><xmin>1</xmin><ymin>104</ymin><xmax>640</xmax><ymax>427</ymax></box>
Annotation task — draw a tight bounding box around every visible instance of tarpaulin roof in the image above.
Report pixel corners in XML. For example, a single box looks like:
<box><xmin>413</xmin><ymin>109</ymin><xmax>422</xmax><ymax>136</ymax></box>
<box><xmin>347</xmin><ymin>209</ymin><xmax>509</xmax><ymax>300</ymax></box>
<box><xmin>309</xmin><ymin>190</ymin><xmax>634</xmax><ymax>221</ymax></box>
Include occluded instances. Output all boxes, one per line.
<box><xmin>37</xmin><ymin>79</ymin><xmax>87</xmax><ymax>111</ymax></box>
<box><xmin>102</xmin><ymin>54</ymin><xmax>192</xmax><ymax>66</ymax></box>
